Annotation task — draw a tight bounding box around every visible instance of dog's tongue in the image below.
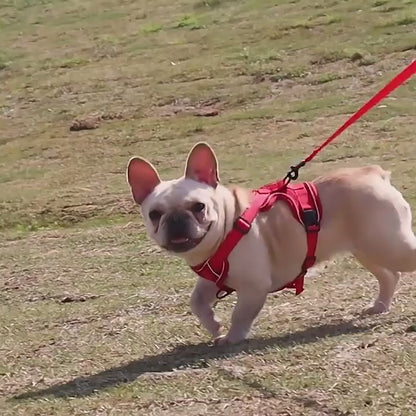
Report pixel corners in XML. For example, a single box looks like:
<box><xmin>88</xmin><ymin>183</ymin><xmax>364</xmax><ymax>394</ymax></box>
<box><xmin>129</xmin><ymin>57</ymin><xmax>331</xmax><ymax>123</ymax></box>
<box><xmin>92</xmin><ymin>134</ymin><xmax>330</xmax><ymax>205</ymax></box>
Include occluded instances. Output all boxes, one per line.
<box><xmin>171</xmin><ymin>237</ymin><xmax>189</xmax><ymax>244</ymax></box>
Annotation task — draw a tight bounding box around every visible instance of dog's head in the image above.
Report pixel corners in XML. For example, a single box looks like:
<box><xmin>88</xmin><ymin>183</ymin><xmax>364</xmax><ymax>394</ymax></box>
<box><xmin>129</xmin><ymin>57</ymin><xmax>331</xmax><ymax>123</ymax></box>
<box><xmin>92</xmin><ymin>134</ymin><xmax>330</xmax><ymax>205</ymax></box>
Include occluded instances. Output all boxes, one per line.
<box><xmin>127</xmin><ymin>143</ymin><xmax>227</xmax><ymax>259</ymax></box>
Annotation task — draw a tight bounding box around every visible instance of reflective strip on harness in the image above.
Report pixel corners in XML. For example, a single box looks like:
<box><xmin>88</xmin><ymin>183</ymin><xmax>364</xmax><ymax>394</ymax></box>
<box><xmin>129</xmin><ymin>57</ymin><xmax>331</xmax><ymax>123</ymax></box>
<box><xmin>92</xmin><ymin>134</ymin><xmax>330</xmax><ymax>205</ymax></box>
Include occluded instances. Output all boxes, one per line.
<box><xmin>191</xmin><ymin>180</ymin><xmax>322</xmax><ymax>299</ymax></box>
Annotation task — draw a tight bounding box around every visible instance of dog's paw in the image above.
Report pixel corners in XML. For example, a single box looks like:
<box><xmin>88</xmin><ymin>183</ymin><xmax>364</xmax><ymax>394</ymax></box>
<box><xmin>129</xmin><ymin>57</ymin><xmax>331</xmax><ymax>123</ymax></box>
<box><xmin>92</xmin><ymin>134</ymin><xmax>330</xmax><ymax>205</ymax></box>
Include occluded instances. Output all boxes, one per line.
<box><xmin>213</xmin><ymin>335</ymin><xmax>228</xmax><ymax>346</ymax></box>
<box><xmin>213</xmin><ymin>334</ymin><xmax>245</xmax><ymax>346</ymax></box>
<box><xmin>214</xmin><ymin>335</ymin><xmax>240</xmax><ymax>346</ymax></box>
<box><xmin>362</xmin><ymin>300</ymin><xmax>390</xmax><ymax>315</ymax></box>
<box><xmin>209</xmin><ymin>320</ymin><xmax>222</xmax><ymax>338</ymax></box>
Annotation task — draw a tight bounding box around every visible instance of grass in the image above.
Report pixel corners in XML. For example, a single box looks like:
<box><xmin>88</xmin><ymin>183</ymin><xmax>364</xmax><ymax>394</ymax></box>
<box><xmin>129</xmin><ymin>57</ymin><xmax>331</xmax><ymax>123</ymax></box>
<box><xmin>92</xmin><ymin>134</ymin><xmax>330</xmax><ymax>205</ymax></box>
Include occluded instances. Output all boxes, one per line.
<box><xmin>0</xmin><ymin>0</ymin><xmax>415</xmax><ymax>414</ymax></box>
<box><xmin>142</xmin><ymin>23</ymin><xmax>163</xmax><ymax>33</ymax></box>
<box><xmin>173</xmin><ymin>15</ymin><xmax>204</xmax><ymax>30</ymax></box>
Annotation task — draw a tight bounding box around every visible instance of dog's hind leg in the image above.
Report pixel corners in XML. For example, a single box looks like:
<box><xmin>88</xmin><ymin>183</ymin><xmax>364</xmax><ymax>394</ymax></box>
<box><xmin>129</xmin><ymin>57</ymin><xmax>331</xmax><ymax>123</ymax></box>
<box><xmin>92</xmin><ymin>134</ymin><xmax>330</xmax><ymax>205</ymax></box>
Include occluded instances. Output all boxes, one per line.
<box><xmin>354</xmin><ymin>252</ymin><xmax>401</xmax><ymax>314</ymax></box>
<box><xmin>393</xmin><ymin>231</ymin><xmax>416</xmax><ymax>272</ymax></box>
<box><xmin>372</xmin><ymin>224</ymin><xmax>416</xmax><ymax>273</ymax></box>
<box><xmin>351</xmin><ymin>178</ymin><xmax>416</xmax><ymax>273</ymax></box>
<box><xmin>383</xmin><ymin>184</ymin><xmax>416</xmax><ymax>272</ymax></box>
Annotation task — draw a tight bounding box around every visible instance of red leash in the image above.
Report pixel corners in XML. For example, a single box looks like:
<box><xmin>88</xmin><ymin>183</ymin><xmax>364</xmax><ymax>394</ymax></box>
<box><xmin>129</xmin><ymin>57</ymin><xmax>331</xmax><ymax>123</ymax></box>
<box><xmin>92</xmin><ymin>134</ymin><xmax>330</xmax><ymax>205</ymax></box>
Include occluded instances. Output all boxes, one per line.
<box><xmin>285</xmin><ymin>60</ymin><xmax>416</xmax><ymax>181</ymax></box>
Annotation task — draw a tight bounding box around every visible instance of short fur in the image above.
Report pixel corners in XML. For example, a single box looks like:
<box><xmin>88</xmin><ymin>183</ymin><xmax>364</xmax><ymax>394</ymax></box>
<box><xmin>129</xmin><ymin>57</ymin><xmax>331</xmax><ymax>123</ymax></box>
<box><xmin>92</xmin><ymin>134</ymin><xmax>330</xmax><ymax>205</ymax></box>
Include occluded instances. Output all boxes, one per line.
<box><xmin>127</xmin><ymin>143</ymin><xmax>416</xmax><ymax>345</ymax></box>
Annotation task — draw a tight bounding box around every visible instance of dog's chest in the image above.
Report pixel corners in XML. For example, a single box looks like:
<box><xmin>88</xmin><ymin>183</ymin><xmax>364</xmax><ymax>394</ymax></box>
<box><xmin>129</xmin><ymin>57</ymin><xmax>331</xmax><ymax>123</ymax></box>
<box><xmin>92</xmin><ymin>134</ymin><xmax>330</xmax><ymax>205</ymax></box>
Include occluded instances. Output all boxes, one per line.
<box><xmin>226</xmin><ymin>215</ymin><xmax>308</xmax><ymax>291</ymax></box>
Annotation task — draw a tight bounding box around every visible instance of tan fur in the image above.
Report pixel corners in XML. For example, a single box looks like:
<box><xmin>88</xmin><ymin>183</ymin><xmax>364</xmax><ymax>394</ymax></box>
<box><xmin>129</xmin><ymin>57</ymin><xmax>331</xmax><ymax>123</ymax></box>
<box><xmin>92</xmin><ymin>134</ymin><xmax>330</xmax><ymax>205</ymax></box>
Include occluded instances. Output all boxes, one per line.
<box><xmin>127</xmin><ymin>144</ymin><xmax>416</xmax><ymax>345</ymax></box>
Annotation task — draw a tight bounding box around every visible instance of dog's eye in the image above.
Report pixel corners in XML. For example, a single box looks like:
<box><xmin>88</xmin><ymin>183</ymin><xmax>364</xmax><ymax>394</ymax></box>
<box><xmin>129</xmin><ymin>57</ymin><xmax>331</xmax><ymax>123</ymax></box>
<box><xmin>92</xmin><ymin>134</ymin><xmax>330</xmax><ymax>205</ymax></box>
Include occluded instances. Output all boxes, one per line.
<box><xmin>149</xmin><ymin>210</ymin><xmax>162</xmax><ymax>221</ymax></box>
<box><xmin>191</xmin><ymin>202</ymin><xmax>205</xmax><ymax>213</ymax></box>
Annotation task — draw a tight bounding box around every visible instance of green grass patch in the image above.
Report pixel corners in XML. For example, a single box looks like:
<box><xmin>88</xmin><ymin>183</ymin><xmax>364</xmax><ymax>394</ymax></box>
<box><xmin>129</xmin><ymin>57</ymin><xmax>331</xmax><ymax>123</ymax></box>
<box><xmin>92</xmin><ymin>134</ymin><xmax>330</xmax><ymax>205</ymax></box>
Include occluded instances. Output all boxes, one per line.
<box><xmin>173</xmin><ymin>15</ymin><xmax>204</xmax><ymax>30</ymax></box>
<box><xmin>380</xmin><ymin>14</ymin><xmax>416</xmax><ymax>26</ymax></box>
<box><xmin>310</xmin><ymin>73</ymin><xmax>344</xmax><ymax>85</ymax></box>
<box><xmin>311</xmin><ymin>48</ymin><xmax>375</xmax><ymax>66</ymax></box>
<box><xmin>142</xmin><ymin>23</ymin><xmax>163</xmax><ymax>33</ymax></box>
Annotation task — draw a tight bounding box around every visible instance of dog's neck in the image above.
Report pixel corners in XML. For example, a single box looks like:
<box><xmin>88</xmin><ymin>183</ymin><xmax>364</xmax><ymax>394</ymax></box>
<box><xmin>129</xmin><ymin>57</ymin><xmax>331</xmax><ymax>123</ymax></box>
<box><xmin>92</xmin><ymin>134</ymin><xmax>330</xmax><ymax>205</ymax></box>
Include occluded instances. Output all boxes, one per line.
<box><xmin>180</xmin><ymin>184</ymin><xmax>247</xmax><ymax>267</ymax></box>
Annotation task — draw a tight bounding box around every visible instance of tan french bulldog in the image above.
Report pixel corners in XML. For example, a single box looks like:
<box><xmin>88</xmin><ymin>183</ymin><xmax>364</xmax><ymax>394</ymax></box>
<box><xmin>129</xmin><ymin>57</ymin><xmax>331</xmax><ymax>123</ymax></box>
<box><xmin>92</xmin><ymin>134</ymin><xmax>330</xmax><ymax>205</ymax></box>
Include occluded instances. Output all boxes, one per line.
<box><xmin>126</xmin><ymin>142</ymin><xmax>416</xmax><ymax>345</ymax></box>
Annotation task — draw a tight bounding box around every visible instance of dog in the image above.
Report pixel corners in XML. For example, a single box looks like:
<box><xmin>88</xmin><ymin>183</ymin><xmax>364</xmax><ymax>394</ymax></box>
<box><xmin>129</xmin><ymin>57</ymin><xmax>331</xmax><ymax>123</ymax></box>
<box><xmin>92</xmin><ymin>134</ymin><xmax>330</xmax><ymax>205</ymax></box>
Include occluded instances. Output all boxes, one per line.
<box><xmin>126</xmin><ymin>142</ymin><xmax>416</xmax><ymax>345</ymax></box>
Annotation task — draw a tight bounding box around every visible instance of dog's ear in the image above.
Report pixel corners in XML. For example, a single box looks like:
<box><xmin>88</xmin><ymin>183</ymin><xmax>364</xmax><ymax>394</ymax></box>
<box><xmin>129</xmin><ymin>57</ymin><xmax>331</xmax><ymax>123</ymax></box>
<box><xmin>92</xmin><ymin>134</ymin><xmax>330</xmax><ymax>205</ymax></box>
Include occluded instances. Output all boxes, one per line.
<box><xmin>127</xmin><ymin>157</ymin><xmax>161</xmax><ymax>204</ymax></box>
<box><xmin>185</xmin><ymin>142</ymin><xmax>220</xmax><ymax>187</ymax></box>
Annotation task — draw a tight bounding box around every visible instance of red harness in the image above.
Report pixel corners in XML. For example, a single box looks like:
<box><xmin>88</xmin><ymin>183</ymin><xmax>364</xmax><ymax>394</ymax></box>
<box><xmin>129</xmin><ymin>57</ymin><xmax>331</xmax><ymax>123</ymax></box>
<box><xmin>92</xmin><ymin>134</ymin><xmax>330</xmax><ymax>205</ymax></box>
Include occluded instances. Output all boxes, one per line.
<box><xmin>191</xmin><ymin>180</ymin><xmax>322</xmax><ymax>299</ymax></box>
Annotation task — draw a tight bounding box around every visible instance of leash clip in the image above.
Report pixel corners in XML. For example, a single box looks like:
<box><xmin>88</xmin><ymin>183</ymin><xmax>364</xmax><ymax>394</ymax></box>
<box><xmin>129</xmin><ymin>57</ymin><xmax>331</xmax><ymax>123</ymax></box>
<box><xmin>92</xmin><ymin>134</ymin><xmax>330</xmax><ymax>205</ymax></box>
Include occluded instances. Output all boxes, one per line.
<box><xmin>285</xmin><ymin>160</ymin><xmax>306</xmax><ymax>182</ymax></box>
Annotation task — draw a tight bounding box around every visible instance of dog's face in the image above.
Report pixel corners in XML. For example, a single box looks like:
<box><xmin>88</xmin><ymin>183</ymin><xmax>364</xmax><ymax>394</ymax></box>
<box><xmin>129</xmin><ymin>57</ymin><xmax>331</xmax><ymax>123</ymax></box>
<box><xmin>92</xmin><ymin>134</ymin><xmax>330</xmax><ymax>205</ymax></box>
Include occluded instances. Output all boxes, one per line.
<box><xmin>138</xmin><ymin>178</ymin><xmax>218</xmax><ymax>253</ymax></box>
<box><xmin>127</xmin><ymin>143</ymin><xmax>221</xmax><ymax>255</ymax></box>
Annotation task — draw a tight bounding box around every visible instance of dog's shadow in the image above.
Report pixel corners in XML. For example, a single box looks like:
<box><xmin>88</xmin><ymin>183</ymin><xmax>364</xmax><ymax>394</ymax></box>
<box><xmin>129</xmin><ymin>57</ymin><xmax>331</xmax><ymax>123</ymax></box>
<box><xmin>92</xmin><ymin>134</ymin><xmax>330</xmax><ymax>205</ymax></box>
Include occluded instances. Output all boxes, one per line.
<box><xmin>14</xmin><ymin>319</ymin><xmax>379</xmax><ymax>400</ymax></box>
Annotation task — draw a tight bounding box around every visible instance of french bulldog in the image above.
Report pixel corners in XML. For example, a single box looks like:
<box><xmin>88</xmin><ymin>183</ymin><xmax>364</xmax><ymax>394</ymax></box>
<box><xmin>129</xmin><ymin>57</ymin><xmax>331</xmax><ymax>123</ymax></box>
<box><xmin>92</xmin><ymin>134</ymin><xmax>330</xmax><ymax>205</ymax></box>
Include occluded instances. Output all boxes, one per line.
<box><xmin>127</xmin><ymin>142</ymin><xmax>416</xmax><ymax>345</ymax></box>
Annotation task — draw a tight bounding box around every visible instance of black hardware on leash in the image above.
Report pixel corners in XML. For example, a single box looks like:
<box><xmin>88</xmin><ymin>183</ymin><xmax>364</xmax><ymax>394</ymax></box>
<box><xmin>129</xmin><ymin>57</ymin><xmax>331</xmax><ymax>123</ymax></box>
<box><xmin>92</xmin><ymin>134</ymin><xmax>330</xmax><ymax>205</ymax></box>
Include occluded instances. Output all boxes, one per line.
<box><xmin>284</xmin><ymin>160</ymin><xmax>306</xmax><ymax>182</ymax></box>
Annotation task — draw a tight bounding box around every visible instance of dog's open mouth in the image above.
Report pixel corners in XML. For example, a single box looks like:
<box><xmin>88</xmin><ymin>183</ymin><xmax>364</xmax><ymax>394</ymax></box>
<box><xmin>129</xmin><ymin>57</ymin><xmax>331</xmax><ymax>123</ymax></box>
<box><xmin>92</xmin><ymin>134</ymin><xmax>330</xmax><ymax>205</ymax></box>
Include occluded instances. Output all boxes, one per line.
<box><xmin>170</xmin><ymin>237</ymin><xmax>190</xmax><ymax>244</ymax></box>
<box><xmin>166</xmin><ymin>223</ymin><xmax>212</xmax><ymax>253</ymax></box>
<box><xmin>167</xmin><ymin>236</ymin><xmax>204</xmax><ymax>253</ymax></box>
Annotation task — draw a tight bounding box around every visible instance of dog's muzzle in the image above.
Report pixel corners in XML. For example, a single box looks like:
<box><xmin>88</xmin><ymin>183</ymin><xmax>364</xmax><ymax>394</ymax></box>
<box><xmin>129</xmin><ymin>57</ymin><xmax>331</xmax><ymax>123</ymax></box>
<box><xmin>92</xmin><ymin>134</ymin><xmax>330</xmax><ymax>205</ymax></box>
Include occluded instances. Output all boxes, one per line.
<box><xmin>165</xmin><ymin>211</ymin><xmax>199</xmax><ymax>252</ymax></box>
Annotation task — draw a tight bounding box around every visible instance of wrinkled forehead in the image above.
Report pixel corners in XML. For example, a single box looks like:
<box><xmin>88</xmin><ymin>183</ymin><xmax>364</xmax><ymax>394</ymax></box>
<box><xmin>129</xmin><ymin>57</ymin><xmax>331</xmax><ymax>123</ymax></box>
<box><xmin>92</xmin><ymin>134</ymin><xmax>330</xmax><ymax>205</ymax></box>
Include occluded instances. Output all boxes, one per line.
<box><xmin>143</xmin><ymin>178</ymin><xmax>214</xmax><ymax>210</ymax></box>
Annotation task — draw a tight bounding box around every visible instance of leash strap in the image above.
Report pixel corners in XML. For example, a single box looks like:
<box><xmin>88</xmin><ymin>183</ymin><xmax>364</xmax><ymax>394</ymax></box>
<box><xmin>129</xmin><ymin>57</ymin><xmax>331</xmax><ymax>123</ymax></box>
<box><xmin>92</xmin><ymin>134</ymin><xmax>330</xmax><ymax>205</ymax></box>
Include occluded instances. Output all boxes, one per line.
<box><xmin>286</xmin><ymin>60</ymin><xmax>416</xmax><ymax>180</ymax></box>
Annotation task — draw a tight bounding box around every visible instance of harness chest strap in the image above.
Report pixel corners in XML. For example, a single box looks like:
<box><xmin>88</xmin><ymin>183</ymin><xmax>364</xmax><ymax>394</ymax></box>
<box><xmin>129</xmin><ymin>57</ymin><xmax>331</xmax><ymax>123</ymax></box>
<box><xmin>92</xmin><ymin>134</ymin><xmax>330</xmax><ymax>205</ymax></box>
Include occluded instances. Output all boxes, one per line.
<box><xmin>191</xmin><ymin>180</ymin><xmax>322</xmax><ymax>299</ymax></box>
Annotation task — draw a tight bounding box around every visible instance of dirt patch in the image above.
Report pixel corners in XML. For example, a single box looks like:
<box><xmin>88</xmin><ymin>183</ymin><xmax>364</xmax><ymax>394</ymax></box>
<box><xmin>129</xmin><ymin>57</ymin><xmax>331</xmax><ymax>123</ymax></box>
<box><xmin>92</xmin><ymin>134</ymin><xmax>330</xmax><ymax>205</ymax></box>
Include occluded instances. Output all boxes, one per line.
<box><xmin>406</xmin><ymin>324</ymin><xmax>416</xmax><ymax>333</ymax></box>
<box><xmin>59</xmin><ymin>294</ymin><xmax>100</xmax><ymax>303</ymax></box>
<box><xmin>24</xmin><ymin>293</ymin><xmax>101</xmax><ymax>303</ymax></box>
<box><xmin>155</xmin><ymin>97</ymin><xmax>222</xmax><ymax>117</ymax></box>
<box><xmin>194</xmin><ymin>107</ymin><xmax>219</xmax><ymax>117</ymax></box>
<box><xmin>69</xmin><ymin>117</ymin><xmax>100</xmax><ymax>131</ymax></box>
<box><xmin>69</xmin><ymin>112</ymin><xmax>125</xmax><ymax>131</ymax></box>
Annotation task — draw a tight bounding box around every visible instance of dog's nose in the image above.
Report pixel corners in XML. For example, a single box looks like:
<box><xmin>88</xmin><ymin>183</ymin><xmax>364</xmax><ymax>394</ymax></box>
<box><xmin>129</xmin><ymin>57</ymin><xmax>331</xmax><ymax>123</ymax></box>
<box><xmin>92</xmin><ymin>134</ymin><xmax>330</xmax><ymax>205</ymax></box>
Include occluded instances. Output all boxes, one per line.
<box><xmin>166</xmin><ymin>211</ymin><xmax>190</xmax><ymax>240</ymax></box>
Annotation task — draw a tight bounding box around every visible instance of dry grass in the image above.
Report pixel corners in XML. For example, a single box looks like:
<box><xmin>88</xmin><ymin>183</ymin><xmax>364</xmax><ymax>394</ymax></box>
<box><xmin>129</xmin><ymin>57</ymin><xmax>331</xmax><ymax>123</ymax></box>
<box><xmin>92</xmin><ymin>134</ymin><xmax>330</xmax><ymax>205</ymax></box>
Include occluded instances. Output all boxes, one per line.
<box><xmin>1</xmin><ymin>0</ymin><xmax>416</xmax><ymax>414</ymax></box>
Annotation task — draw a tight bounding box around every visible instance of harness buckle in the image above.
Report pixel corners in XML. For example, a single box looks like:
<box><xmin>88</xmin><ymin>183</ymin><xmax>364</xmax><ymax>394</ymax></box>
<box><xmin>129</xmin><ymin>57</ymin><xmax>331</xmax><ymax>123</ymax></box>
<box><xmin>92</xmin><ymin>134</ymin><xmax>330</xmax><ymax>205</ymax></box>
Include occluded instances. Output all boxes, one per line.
<box><xmin>233</xmin><ymin>216</ymin><xmax>251</xmax><ymax>235</ymax></box>
<box><xmin>302</xmin><ymin>209</ymin><xmax>320</xmax><ymax>232</ymax></box>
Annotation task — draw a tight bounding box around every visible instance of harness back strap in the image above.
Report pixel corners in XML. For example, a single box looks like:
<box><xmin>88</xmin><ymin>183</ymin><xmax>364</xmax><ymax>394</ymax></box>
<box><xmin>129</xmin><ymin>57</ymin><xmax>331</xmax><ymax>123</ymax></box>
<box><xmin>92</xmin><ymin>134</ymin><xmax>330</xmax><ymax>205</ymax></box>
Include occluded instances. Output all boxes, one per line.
<box><xmin>191</xmin><ymin>180</ymin><xmax>322</xmax><ymax>299</ymax></box>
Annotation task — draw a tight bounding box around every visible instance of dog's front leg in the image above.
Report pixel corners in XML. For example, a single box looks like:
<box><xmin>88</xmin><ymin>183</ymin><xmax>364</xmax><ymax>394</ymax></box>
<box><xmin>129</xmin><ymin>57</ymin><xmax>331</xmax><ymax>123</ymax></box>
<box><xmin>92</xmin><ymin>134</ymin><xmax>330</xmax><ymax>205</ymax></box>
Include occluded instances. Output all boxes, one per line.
<box><xmin>215</xmin><ymin>289</ymin><xmax>268</xmax><ymax>345</ymax></box>
<box><xmin>190</xmin><ymin>278</ymin><xmax>221</xmax><ymax>338</ymax></box>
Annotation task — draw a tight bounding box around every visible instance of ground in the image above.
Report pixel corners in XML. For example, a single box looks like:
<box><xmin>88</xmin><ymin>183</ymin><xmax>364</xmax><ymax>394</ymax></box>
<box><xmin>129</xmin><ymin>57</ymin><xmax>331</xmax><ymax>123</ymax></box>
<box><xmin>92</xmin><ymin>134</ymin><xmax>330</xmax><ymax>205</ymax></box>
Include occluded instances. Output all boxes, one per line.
<box><xmin>1</xmin><ymin>0</ymin><xmax>416</xmax><ymax>415</ymax></box>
